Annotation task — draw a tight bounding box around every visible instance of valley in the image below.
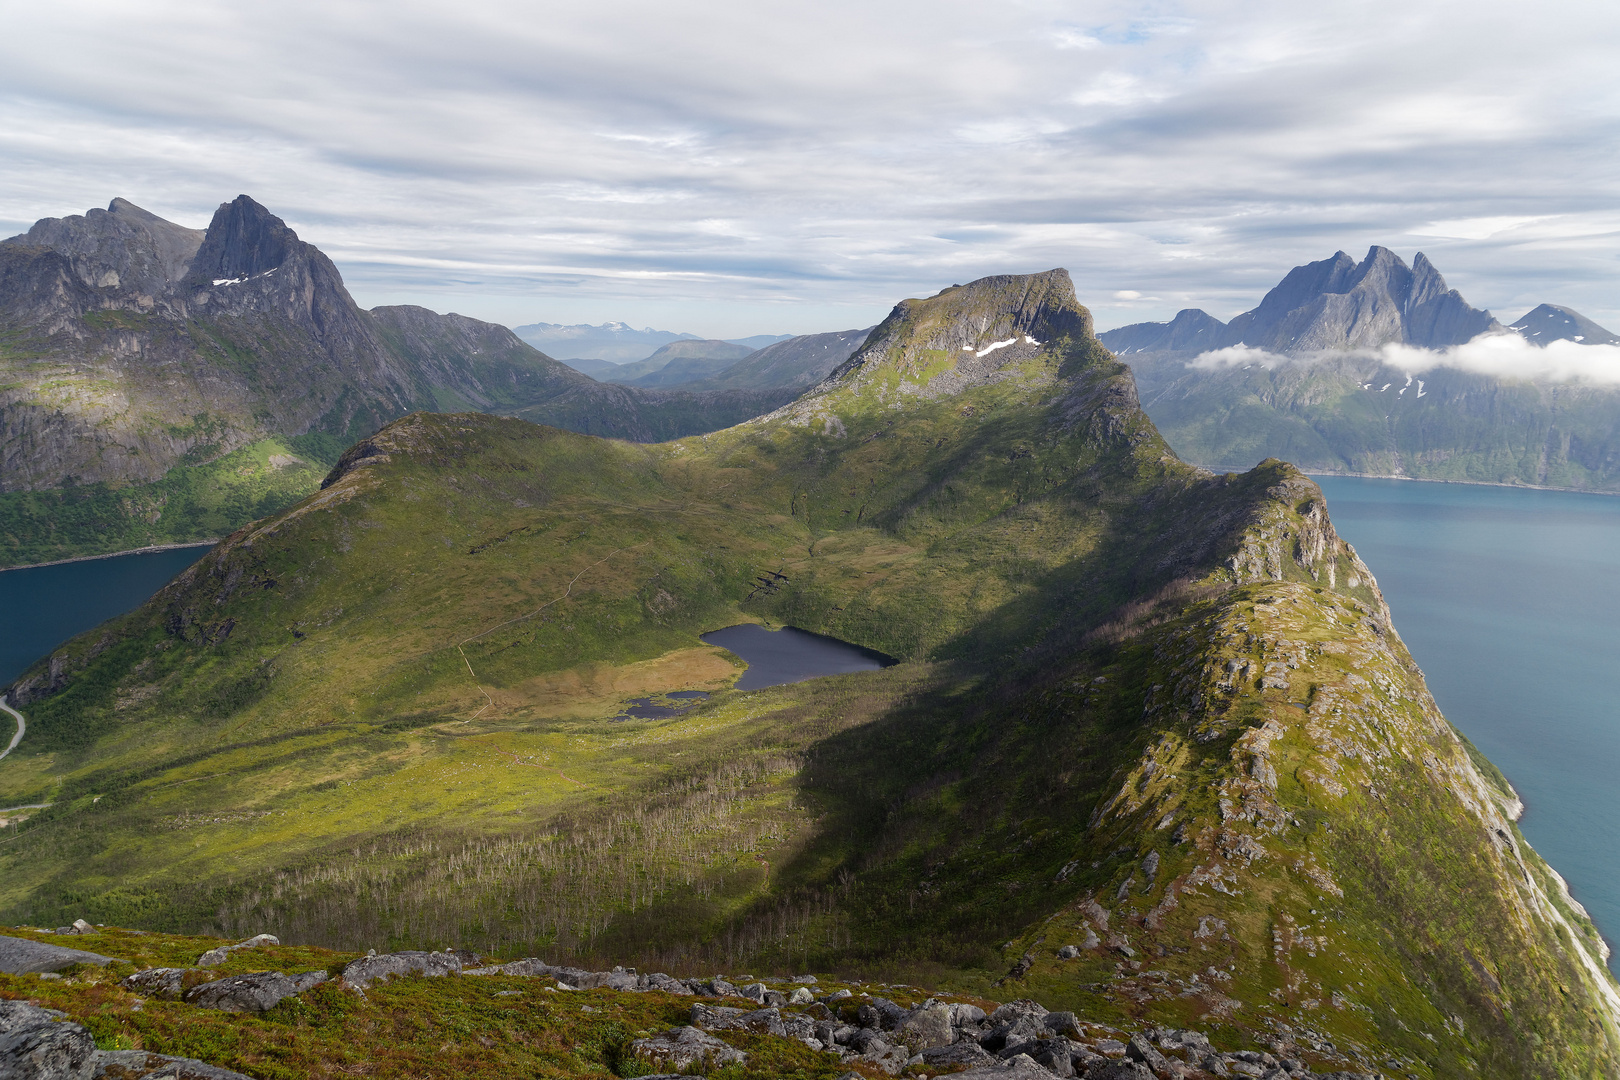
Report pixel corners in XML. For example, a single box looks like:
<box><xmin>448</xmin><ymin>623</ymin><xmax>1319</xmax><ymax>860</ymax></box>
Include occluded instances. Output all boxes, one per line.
<box><xmin>4</xmin><ymin>269</ymin><xmax>1617</xmax><ymax>1077</ymax></box>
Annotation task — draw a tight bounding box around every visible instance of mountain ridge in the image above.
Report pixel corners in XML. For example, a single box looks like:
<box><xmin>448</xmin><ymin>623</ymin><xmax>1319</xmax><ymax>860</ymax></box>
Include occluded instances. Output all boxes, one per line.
<box><xmin>3</xmin><ymin>269</ymin><xmax>1615</xmax><ymax>1076</ymax></box>
<box><xmin>0</xmin><ymin>197</ymin><xmax>801</xmax><ymax>566</ymax></box>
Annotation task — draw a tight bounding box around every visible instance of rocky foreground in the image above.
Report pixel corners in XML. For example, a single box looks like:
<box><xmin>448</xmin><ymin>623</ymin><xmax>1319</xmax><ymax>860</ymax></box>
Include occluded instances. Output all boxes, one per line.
<box><xmin>2</xmin><ymin>930</ymin><xmax>1392</xmax><ymax>1079</ymax></box>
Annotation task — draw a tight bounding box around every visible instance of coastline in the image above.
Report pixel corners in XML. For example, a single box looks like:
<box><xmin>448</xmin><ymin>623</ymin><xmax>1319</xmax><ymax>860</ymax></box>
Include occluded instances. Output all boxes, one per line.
<box><xmin>0</xmin><ymin>539</ymin><xmax>219</xmax><ymax>574</ymax></box>
<box><xmin>1201</xmin><ymin>464</ymin><xmax>1620</xmax><ymax>498</ymax></box>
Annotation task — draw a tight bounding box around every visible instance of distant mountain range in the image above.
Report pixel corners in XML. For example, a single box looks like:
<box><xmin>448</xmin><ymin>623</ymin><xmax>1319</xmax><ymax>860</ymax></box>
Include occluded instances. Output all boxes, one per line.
<box><xmin>0</xmin><ymin>198</ymin><xmax>806</xmax><ymax>566</ymax></box>
<box><xmin>511</xmin><ymin>320</ymin><xmax>790</xmax><ymax>363</ymax></box>
<box><xmin>1098</xmin><ymin>247</ymin><xmax>1620</xmax><ymax>491</ymax></box>
<box><xmin>559</xmin><ymin>329</ymin><xmax>874</xmax><ymax>391</ymax></box>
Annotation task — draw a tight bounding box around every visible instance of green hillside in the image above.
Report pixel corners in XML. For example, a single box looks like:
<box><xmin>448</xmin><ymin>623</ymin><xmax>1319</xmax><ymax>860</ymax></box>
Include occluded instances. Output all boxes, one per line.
<box><xmin>1131</xmin><ymin>352</ymin><xmax>1620</xmax><ymax>490</ymax></box>
<box><xmin>3</xmin><ymin>271</ymin><xmax>1616</xmax><ymax>1077</ymax></box>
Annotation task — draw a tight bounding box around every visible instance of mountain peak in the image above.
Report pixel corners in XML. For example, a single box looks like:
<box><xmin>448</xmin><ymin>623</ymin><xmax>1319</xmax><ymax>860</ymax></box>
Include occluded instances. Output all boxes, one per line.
<box><xmin>835</xmin><ymin>269</ymin><xmax>1088</xmax><ymax>378</ymax></box>
<box><xmin>1509</xmin><ymin>303</ymin><xmax>1620</xmax><ymax>346</ymax></box>
<box><xmin>182</xmin><ymin>195</ymin><xmax>299</xmax><ymax>287</ymax></box>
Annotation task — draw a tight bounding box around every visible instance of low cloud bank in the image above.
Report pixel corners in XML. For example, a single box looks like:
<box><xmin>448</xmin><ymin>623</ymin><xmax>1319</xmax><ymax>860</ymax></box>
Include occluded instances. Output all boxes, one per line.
<box><xmin>1190</xmin><ymin>333</ymin><xmax>1620</xmax><ymax>386</ymax></box>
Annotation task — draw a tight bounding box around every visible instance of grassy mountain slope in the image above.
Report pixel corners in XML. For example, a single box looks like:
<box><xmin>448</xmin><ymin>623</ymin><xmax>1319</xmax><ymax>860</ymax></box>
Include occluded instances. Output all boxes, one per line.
<box><xmin>2</xmin><ymin>271</ymin><xmax>1616</xmax><ymax>1076</ymax></box>
<box><xmin>1131</xmin><ymin>351</ymin><xmax>1620</xmax><ymax>490</ymax></box>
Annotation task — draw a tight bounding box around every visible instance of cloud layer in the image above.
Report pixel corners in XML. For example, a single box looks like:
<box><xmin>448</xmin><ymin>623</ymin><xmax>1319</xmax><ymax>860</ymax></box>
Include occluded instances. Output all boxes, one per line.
<box><xmin>1193</xmin><ymin>334</ymin><xmax>1620</xmax><ymax>386</ymax></box>
<box><xmin>1</xmin><ymin>1</ymin><xmax>1618</xmax><ymax>335</ymax></box>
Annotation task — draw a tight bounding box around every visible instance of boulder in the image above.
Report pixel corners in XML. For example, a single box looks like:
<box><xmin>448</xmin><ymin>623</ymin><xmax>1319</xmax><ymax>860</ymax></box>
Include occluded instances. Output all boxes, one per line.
<box><xmin>1083</xmin><ymin>1062</ymin><xmax>1156</xmax><ymax>1080</ymax></box>
<box><xmin>629</xmin><ymin>1026</ymin><xmax>745</xmax><ymax>1072</ymax></box>
<box><xmin>339</xmin><ymin>950</ymin><xmax>463</xmax><ymax>989</ymax></box>
<box><xmin>1127</xmin><ymin>1035</ymin><xmax>1170</xmax><ymax>1073</ymax></box>
<box><xmin>1044</xmin><ymin>1011</ymin><xmax>1082</xmax><ymax>1037</ymax></box>
<box><xmin>1029</xmin><ymin>1038</ymin><xmax>1076</xmax><ymax>1077</ymax></box>
<box><xmin>949</xmin><ymin>1002</ymin><xmax>987</xmax><ymax>1028</ymax></box>
<box><xmin>119</xmin><ymin>969</ymin><xmax>190</xmax><ymax>1001</ymax></box>
<box><xmin>637</xmin><ymin>972</ymin><xmax>692</xmax><ymax>994</ymax></box>
<box><xmin>183</xmin><ymin>971</ymin><xmax>327</xmax><ymax>1013</ymax></box>
<box><xmin>788</xmin><ymin>986</ymin><xmax>816</xmax><ymax>1005</ymax></box>
<box><xmin>895</xmin><ymin>1000</ymin><xmax>954</xmax><ymax>1050</ymax></box>
<box><xmin>0</xmin><ymin>1000</ymin><xmax>96</xmax><ymax>1080</ymax></box>
<box><xmin>194</xmin><ymin>934</ymin><xmax>279</xmax><ymax>968</ymax></box>
<box><xmin>946</xmin><ymin>1054</ymin><xmax>1060</xmax><ymax>1079</ymax></box>
<box><xmin>0</xmin><ymin>935</ymin><xmax>117</xmax><ymax>976</ymax></box>
<box><xmin>916</xmin><ymin>1040</ymin><xmax>996</xmax><ymax>1069</ymax></box>
<box><xmin>860</xmin><ymin>1041</ymin><xmax>911</xmax><ymax>1075</ymax></box>
<box><xmin>1057</xmin><ymin>944</ymin><xmax>1082</xmax><ymax>958</ymax></box>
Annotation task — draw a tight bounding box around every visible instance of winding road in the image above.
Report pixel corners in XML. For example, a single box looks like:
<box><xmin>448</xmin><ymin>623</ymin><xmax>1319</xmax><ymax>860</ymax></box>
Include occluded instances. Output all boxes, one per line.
<box><xmin>0</xmin><ymin>695</ymin><xmax>23</xmax><ymax>762</ymax></box>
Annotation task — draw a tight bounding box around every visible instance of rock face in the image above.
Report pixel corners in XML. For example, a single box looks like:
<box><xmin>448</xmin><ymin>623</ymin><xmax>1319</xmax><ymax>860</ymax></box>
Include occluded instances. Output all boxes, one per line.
<box><xmin>120</xmin><ymin>966</ymin><xmax>326</xmax><ymax>1012</ymax></box>
<box><xmin>0</xmin><ymin>934</ymin><xmax>115</xmax><ymax>975</ymax></box>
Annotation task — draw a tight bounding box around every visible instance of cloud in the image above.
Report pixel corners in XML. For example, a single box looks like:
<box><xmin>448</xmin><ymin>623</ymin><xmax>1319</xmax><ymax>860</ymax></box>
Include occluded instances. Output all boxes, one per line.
<box><xmin>0</xmin><ymin>1</ymin><xmax>1617</xmax><ymax>335</ymax></box>
<box><xmin>1191</xmin><ymin>334</ymin><xmax>1620</xmax><ymax>386</ymax></box>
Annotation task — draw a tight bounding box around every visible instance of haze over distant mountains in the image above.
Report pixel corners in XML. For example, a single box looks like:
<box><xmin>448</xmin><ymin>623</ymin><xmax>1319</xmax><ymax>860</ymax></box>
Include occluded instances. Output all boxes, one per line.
<box><xmin>511</xmin><ymin>320</ymin><xmax>790</xmax><ymax>363</ymax></box>
<box><xmin>1100</xmin><ymin>246</ymin><xmax>1620</xmax><ymax>491</ymax></box>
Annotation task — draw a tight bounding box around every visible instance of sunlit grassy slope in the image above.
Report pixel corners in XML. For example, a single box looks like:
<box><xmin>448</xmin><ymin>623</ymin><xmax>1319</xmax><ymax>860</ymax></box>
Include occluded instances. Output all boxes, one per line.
<box><xmin>0</xmin><ymin>435</ymin><xmax>340</xmax><ymax>568</ymax></box>
<box><xmin>4</xmin><ymin>271</ymin><xmax>1618</xmax><ymax>1077</ymax></box>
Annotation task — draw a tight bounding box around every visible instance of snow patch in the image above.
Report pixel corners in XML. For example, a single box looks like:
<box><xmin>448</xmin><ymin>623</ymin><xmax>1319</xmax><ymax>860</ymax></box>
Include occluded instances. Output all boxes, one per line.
<box><xmin>976</xmin><ymin>337</ymin><xmax>1019</xmax><ymax>358</ymax></box>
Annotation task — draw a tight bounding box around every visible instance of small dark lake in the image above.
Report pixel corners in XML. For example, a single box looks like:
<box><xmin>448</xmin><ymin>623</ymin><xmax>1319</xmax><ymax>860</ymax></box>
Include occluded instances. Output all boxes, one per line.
<box><xmin>614</xmin><ymin>690</ymin><xmax>710</xmax><ymax>721</ymax></box>
<box><xmin>700</xmin><ymin>624</ymin><xmax>896</xmax><ymax>690</ymax></box>
<box><xmin>0</xmin><ymin>546</ymin><xmax>213</xmax><ymax>687</ymax></box>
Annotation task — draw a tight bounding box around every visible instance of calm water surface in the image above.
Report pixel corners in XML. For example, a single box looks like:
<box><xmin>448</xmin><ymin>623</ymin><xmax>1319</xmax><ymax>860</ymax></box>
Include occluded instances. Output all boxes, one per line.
<box><xmin>701</xmin><ymin>624</ymin><xmax>895</xmax><ymax>690</ymax></box>
<box><xmin>0</xmin><ymin>547</ymin><xmax>212</xmax><ymax>686</ymax></box>
<box><xmin>1314</xmin><ymin>475</ymin><xmax>1620</xmax><ymax>967</ymax></box>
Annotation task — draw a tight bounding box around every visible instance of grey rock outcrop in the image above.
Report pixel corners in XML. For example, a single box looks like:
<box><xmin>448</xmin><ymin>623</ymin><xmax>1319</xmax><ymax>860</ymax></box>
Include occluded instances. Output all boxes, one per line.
<box><xmin>0</xmin><ymin>934</ymin><xmax>116</xmax><ymax>975</ymax></box>
<box><xmin>0</xmin><ymin>1000</ymin><xmax>96</xmax><ymax>1080</ymax></box>
<box><xmin>183</xmin><ymin>971</ymin><xmax>327</xmax><ymax>1013</ymax></box>
<box><xmin>195</xmin><ymin>934</ymin><xmax>278</xmax><ymax>968</ymax></box>
<box><xmin>629</xmin><ymin>1026</ymin><xmax>746</xmax><ymax>1071</ymax></box>
<box><xmin>339</xmin><ymin>950</ymin><xmax>464</xmax><ymax>989</ymax></box>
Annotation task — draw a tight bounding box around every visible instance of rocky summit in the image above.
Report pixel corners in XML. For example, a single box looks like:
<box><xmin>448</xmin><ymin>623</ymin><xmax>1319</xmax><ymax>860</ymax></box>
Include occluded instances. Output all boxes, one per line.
<box><xmin>1</xmin><ymin>270</ymin><xmax>1618</xmax><ymax>1078</ymax></box>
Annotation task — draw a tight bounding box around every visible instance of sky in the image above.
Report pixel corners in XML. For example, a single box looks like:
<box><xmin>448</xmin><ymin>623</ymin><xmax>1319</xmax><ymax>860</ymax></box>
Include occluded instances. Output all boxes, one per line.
<box><xmin>2</xmin><ymin>0</ymin><xmax>1618</xmax><ymax>339</ymax></box>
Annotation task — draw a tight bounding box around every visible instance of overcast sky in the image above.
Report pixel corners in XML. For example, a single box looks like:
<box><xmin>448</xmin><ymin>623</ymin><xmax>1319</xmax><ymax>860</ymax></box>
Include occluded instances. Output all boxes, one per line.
<box><xmin>3</xmin><ymin>0</ymin><xmax>1618</xmax><ymax>337</ymax></box>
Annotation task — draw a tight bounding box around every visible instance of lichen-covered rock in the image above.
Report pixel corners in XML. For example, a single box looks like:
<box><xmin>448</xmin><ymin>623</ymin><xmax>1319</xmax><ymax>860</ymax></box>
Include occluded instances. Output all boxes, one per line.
<box><xmin>894</xmin><ymin>1000</ymin><xmax>953</xmax><ymax>1050</ymax></box>
<box><xmin>339</xmin><ymin>950</ymin><xmax>462</xmax><ymax>989</ymax></box>
<box><xmin>194</xmin><ymin>934</ymin><xmax>278</xmax><ymax>968</ymax></box>
<box><xmin>183</xmin><ymin>970</ymin><xmax>326</xmax><ymax>1012</ymax></box>
<box><xmin>629</xmin><ymin>1026</ymin><xmax>745</xmax><ymax>1071</ymax></box>
<box><xmin>0</xmin><ymin>935</ymin><xmax>116</xmax><ymax>976</ymax></box>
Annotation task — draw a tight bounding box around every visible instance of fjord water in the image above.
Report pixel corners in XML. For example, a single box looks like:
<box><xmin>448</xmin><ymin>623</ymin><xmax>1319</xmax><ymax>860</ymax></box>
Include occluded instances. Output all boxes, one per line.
<box><xmin>1314</xmin><ymin>475</ymin><xmax>1620</xmax><ymax>967</ymax></box>
<box><xmin>0</xmin><ymin>547</ymin><xmax>211</xmax><ymax>686</ymax></box>
<box><xmin>701</xmin><ymin>624</ymin><xmax>895</xmax><ymax>689</ymax></box>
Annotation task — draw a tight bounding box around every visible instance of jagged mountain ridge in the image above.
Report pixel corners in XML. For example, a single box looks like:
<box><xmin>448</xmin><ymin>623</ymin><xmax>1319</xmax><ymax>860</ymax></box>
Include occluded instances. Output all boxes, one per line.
<box><xmin>1096</xmin><ymin>250</ymin><xmax>1620</xmax><ymax>490</ymax></box>
<box><xmin>0</xmin><ymin>197</ymin><xmax>797</xmax><ymax>563</ymax></box>
<box><xmin>4</xmin><ymin>270</ymin><xmax>1616</xmax><ymax>1076</ymax></box>
<box><xmin>1101</xmin><ymin>246</ymin><xmax>1499</xmax><ymax>355</ymax></box>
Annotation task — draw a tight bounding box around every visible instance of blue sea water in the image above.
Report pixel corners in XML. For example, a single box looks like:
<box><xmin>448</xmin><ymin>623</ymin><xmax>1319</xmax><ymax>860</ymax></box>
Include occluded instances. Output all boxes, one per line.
<box><xmin>0</xmin><ymin>546</ymin><xmax>212</xmax><ymax>687</ymax></box>
<box><xmin>1313</xmin><ymin>475</ymin><xmax>1620</xmax><ymax>967</ymax></box>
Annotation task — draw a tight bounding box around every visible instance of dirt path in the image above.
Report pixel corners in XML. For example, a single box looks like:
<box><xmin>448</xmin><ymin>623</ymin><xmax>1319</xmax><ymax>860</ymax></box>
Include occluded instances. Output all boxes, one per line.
<box><xmin>0</xmin><ymin>696</ymin><xmax>23</xmax><ymax>762</ymax></box>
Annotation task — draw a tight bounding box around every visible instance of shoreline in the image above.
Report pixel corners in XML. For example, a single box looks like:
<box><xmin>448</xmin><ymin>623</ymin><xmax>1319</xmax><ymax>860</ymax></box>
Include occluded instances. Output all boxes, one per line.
<box><xmin>0</xmin><ymin>539</ymin><xmax>219</xmax><ymax>574</ymax></box>
<box><xmin>1203</xmin><ymin>464</ymin><xmax>1620</xmax><ymax>498</ymax></box>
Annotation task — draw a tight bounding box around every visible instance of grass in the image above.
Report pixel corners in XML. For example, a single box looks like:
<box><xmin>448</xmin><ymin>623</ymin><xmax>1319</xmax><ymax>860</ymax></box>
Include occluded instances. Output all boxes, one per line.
<box><xmin>3</xmin><ymin>274</ymin><xmax>1618</xmax><ymax>1076</ymax></box>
